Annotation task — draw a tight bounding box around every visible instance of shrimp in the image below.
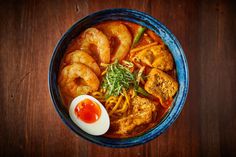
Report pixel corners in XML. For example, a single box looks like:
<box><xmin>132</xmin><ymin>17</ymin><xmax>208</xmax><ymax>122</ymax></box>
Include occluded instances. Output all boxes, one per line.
<box><xmin>77</xmin><ymin>28</ymin><xmax>110</xmax><ymax>63</ymax></box>
<box><xmin>64</xmin><ymin>50</ymin><xmax>101</xmax><ymax>76</ymax></box>
<box><xmin>58</xmin><ymin>63</ymin><xmax>100</xmax><ymax>98</ymax></box>
<box><xmin>96</xmin><ymin>22</ymin><xmax>132</xmax><ymax>61</ymax></box>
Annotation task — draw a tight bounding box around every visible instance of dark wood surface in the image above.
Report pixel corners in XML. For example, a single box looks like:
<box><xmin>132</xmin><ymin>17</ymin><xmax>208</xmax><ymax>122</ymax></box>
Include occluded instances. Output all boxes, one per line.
<box><xmin>1</xmin><ymin>0</ymin><xmax>236</xmax><ymax>156</ymax></box>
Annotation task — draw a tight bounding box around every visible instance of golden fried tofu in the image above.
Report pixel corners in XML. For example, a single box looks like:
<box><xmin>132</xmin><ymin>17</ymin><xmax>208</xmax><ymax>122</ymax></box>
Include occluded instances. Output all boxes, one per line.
<box><xmin>111</xmin><ymin>96</ymin><xmax>156</xmax><ymax>135</ymax></box>
<box><xmin>145</xmin><ymin>68</ymin><xmax>178</xmax><ymax>103</ymax></box>
<box><xmin>134</xmin><ymin>45</ymin><xmax>174</xmax><ymax>71</ymax></box>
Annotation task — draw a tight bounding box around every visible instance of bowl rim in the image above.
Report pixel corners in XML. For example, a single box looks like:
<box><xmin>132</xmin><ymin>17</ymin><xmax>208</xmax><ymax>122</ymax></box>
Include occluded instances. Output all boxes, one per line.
<box><xmin>48</xmin><ymin>8</ymin><xmax>189</xmax><ymax>148</ymax></box>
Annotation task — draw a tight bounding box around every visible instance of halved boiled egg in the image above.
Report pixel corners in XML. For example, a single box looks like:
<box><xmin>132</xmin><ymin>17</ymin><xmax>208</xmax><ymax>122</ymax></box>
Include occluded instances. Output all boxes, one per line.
<box><xmin>69</xmin><ymin>95</ymin><xmax>110</xmax><ymax>135</ymax></box>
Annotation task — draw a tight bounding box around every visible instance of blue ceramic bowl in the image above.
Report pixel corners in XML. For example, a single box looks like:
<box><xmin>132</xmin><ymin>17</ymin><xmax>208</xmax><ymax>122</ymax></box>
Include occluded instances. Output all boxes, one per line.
<box><xmin>48</xmin><ymin>8</ymin><xmax>189</xmax><ymax>148</ymax></box>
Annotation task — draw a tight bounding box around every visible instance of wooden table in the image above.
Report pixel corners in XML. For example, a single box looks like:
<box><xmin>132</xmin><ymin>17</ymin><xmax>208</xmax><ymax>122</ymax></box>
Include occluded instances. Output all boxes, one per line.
<box><xmin>1</xmin><ymin>0</ymin><xmax>236</xmax><ymax>156</ymax></box>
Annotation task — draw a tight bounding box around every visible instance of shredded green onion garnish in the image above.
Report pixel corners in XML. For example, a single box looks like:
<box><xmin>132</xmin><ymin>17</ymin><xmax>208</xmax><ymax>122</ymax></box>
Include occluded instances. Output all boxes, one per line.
<box><xmin>102</xmin><ymin>60</ymin><xmax>148</xmax><ymax>98</ymax></box>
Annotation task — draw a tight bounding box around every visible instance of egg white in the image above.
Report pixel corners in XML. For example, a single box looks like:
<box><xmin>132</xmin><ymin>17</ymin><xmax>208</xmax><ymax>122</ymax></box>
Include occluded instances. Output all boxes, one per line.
<box><xmin>69</xmin><ymin>95</ymin><xmax>110</xmax><ymax>136</ymax></box>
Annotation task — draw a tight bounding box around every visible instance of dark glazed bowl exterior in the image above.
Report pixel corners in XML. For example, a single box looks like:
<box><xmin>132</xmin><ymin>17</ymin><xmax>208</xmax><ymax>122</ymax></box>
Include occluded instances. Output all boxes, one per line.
<box><xmin>48</xmin><ymin>8</ymin><xmax>189</xmax><ymax>148</ymax></box>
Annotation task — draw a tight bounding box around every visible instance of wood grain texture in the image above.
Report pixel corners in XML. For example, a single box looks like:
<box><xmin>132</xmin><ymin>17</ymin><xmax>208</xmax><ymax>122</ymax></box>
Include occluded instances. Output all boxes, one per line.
<box><xmin>0</xmin><ymin>0</ymin><xmax>236</xmax><ymax>156</ymax></box>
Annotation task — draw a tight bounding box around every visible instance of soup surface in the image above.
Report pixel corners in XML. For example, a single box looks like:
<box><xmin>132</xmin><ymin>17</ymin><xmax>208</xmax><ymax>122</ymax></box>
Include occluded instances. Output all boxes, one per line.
<box><xmin>58</xmin><ymin>21</ymin><xmax>179</xmax><ymax>138</ymax></box>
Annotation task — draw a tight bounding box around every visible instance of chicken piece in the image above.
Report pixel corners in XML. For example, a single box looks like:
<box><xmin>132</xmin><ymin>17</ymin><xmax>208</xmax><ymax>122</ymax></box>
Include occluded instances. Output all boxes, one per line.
<box><xmin>145</xmin><ymin>68</ymin><xmax>178</xmax><ymax>103</ymax></box>
<box><xmin>111</xmin><ymin>96</ymin><xmax>156</xmax><ymax>135</ymax></box>
<box><xmin>134</xmin><ymin>45</ymin><xmax>174</xmax><ymax>71</ymax></box>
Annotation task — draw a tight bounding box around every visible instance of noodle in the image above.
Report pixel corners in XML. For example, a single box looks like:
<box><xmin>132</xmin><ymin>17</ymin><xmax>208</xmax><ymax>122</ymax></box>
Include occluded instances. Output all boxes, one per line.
<box><xmin>129</xmin><ymin>88</ymin><xmax>136</xmax><ymax>98</ymax></box>
<box><xmin>122</xmin><ymin>88</ymin><xmax>130</xmax><ymax>105</ymax></box>
<box><xmin>116</xmin><ymin>89</ymin><xmax>130</xmax><ymax>113</ymax></box>
<box><xmin>109</xmin><ymin>95</ymin><xmax>123</xmax><ymax>115</ymax></box>
<box><xmin>116</xmin><ymin>100</ymin><xmax>128</xmax><ymax>113</ymax></box>
<box><xmin>92</xmin><ymin>91</ymin><xmax>106</xmax><ymax>102</ymax></box>
<box><xmin>105</xmin><ymin>96</ymin><xmax>118</xmax><ymax>109</ymax></box>
<box><xmin>93</xmin><ymin>88</ymin><xmax>131</xmax><ymax>117</ymax></box>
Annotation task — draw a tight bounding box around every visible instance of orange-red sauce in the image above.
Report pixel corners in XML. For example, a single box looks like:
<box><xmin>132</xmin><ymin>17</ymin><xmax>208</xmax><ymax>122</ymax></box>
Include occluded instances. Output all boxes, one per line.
<box><xmin>74</xmin><ymin>99</ymin><xmax>101</xmax><ymax>123</ymax></box>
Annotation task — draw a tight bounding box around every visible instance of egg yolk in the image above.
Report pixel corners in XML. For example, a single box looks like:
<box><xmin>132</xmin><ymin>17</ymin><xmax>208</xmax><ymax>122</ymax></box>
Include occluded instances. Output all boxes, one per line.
<box><xmin>74</xmin><ymin>99</ymin><xmax>101</xmax><ymax>123</ymax></box>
